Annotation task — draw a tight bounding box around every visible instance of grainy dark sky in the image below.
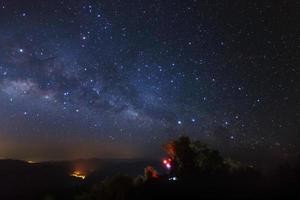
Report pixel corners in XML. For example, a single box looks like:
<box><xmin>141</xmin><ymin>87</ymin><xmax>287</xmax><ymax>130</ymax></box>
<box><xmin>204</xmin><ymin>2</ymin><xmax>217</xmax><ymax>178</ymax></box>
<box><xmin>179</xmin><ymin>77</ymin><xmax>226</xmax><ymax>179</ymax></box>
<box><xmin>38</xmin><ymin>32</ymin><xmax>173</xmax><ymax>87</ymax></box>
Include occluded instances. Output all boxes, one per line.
<box><xmin>0</xmin><ymin>0</ymin><xmax>299</xmax><ymax>163</ymax></box>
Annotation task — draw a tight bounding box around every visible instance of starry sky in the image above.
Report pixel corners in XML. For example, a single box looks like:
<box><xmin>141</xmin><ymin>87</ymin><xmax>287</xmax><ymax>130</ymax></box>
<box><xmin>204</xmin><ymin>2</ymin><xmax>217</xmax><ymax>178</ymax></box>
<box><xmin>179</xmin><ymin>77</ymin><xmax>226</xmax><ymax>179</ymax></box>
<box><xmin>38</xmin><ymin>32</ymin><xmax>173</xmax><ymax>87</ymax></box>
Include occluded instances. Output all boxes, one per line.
<box><xmin>0</xmin><ymin>0</ymin><xmax>299</xmax><ymax>163</ymax></box>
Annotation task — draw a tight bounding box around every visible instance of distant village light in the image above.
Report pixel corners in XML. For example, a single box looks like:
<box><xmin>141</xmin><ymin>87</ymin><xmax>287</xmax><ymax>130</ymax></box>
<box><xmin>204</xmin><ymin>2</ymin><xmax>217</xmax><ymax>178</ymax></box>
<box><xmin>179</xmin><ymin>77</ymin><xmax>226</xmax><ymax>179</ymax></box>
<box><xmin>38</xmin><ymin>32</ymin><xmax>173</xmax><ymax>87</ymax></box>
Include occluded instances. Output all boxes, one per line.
<box><xmin>169</xmin><ymin>176</ymin><xmax>177</xmax><ymax>181</ymax></box>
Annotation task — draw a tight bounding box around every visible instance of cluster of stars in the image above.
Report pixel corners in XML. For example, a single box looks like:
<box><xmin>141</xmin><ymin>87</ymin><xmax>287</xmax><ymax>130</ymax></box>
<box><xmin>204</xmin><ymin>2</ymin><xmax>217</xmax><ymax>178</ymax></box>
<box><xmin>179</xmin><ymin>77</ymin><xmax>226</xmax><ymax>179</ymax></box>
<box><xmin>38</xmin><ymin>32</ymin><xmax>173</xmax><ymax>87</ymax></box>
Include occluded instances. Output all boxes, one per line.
<box><xmin>0</xmin><ymin>0</ymin><xmax>298</xmax><ymax>161</ymax></box>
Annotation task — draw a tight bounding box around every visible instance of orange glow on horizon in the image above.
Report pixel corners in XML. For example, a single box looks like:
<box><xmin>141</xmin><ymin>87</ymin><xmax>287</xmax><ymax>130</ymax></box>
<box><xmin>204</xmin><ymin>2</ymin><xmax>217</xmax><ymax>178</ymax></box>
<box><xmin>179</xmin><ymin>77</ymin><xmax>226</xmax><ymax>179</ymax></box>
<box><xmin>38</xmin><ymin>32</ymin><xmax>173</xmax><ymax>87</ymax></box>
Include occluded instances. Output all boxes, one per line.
<box><xmin>70</xmin><ymin>171</ymin><xmax>86</xmax><ymax>179</ymax></box>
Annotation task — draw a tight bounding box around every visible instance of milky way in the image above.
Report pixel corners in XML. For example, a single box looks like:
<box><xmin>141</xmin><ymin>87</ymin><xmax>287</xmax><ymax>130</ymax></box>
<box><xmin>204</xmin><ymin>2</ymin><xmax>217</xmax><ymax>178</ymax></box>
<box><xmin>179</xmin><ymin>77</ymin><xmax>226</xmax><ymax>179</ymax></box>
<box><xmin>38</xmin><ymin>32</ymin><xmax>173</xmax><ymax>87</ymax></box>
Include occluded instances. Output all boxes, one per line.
<box><xmin>0</xmin><ymin>0</ymin><xmax>299</xmax><ymax>163</ymax></box>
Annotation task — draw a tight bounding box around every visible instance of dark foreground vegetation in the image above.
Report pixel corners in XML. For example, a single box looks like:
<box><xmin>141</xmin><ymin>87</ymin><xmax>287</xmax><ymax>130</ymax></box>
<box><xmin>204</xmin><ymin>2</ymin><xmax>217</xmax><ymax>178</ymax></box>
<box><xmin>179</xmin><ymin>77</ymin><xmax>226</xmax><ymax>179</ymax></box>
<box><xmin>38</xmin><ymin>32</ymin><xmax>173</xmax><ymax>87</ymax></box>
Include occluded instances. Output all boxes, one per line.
<box><xmin>1</xmin><ymin>136</ymin><xmax>300</xmax><ymax>200</ymax></box>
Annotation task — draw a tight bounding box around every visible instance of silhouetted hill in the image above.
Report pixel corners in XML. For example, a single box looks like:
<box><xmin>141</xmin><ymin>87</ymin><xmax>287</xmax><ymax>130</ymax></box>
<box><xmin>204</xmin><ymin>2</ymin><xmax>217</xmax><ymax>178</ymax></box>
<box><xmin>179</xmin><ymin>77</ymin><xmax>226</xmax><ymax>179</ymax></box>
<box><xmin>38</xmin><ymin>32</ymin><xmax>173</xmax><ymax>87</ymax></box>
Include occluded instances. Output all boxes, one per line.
<box><xmin>1</xmin><ymin>157</ymin><xmax>300</xmax><ymax>200</ymax></box>
<box><xmin>0</xmin><ymin>158</ymin><xmax>160</xmax><ymax>200</ymax></box>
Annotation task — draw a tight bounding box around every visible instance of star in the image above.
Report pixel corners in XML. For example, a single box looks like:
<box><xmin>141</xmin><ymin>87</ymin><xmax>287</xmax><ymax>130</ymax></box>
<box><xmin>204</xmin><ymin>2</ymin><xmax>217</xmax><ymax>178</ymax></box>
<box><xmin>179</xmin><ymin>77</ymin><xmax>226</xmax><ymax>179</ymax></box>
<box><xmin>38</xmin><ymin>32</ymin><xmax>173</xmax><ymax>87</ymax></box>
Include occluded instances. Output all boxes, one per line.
<box><xmin>0</xmin><ymin>0</ymin><xmax>297</xmax><ymax>163</ymax></box>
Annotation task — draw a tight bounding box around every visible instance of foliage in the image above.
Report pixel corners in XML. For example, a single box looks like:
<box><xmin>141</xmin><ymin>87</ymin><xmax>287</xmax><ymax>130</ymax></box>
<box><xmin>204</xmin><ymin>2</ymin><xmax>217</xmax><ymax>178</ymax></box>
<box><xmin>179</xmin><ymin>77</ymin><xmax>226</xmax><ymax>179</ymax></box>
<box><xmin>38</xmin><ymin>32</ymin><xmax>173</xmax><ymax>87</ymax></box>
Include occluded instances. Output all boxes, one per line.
<box><xmin>144</xmin><ymin>166</ymin><xmax>158</xmax><ymax>180</ymax></box>
<box><xmin>163</xmin><ymin>136</ymin><xmax>225</xmax><ymax>178</ymax></box>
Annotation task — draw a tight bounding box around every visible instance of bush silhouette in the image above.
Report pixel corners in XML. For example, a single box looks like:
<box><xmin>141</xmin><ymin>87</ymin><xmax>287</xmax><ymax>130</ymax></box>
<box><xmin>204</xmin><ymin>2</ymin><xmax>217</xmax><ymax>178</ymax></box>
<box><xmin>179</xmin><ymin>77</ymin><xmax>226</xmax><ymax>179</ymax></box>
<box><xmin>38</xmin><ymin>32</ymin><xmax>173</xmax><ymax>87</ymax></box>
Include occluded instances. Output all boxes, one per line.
<box><xmin>97</xmin><ymin>174</ymin><xmax>135</xmax><ymax>200</ymax></box>
<box><xmin>144</xmin><ymin>166</ymin><xmax>158</xmax><ymax>180</ymax></box>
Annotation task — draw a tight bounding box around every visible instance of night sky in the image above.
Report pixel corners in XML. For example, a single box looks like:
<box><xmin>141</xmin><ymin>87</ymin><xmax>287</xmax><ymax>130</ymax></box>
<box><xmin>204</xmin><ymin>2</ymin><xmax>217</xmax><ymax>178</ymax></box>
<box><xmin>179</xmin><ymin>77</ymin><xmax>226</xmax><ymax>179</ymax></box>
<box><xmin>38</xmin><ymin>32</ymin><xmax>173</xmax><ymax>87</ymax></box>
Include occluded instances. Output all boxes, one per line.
<box><xmin>0</xmin><ymin>0</ymin><xmax>299</xmax><ymax>163</ymax></box>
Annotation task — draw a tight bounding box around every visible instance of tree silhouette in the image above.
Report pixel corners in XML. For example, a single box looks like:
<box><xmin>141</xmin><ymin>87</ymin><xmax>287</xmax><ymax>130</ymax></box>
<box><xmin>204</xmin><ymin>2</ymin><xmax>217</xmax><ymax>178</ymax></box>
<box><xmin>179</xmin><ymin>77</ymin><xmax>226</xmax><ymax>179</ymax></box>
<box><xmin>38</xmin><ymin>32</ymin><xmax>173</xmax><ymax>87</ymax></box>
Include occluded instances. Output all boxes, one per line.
<box><xmin>163</xmin><ymin>136</ymin><xmax>225</xmax><ymax>179</ymax></box>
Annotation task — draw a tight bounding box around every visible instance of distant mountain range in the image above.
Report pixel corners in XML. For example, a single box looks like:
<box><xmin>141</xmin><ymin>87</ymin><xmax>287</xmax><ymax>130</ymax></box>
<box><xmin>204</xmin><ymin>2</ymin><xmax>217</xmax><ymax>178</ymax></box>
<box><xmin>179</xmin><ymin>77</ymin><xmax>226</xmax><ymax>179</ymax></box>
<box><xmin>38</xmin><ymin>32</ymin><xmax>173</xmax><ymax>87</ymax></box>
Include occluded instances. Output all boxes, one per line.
<box><xmin>0</xmin><ymin>158</ymin><xmax>162</xmax><ymax>200</ymax></box>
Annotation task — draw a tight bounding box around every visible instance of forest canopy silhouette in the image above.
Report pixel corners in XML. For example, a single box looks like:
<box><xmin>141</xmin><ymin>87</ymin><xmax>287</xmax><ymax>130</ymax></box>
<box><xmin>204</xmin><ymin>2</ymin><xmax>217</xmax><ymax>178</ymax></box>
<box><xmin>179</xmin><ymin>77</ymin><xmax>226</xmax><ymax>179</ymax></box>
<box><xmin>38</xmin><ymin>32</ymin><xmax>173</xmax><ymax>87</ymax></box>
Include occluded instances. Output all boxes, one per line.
<box><xmin>72</xmin><ymin>136</ymin><xmax>300</xmax><ymax>200</ymax></box>
<box><xmin>2</xmin><ymin>136</ymin><xmax>297</xmax><ymax>200</ymax></box>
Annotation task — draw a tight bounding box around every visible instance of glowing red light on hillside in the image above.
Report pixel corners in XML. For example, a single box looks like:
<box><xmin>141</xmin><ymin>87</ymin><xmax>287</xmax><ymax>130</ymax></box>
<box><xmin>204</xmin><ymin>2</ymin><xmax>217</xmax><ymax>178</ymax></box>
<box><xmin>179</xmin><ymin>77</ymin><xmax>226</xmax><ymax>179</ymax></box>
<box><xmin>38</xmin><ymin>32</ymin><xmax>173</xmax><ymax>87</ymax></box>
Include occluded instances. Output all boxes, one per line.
<box><xmin>162</xmin><ymin>158</ymin><xmax>172</xmax><ymax>169</ymax></box>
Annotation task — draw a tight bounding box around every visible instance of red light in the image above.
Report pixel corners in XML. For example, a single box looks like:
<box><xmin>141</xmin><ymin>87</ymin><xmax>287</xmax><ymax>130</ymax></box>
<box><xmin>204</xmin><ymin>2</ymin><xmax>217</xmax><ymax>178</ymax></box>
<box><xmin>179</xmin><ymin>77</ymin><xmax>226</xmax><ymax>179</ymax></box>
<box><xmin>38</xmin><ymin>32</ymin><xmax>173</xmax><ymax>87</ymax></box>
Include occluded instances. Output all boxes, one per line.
<box><xmin>162</xmin><ymin>158</ymin><xmax>172</xmax><ymax>169</ymax></box>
